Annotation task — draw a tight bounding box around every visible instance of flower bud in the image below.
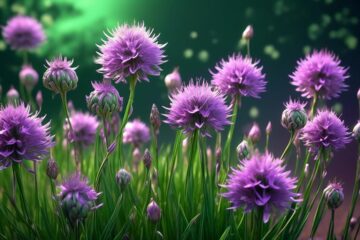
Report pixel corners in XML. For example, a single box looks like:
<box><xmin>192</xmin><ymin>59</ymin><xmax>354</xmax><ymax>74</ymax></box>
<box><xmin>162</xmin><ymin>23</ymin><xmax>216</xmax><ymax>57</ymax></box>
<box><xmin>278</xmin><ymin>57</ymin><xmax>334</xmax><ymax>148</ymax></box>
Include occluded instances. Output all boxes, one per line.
<box><xmin>150</xmin><ymin>104</ymin><xmax>161</xmax><ymax>135</ymax></box>
<box><xmin>164</xmin><ymin>67</ymin><xmax>182</xmax><ymax>93</ymax></box>
<box><xmin>147</xmin><ymin>198</ymin><xmax>161</xmax><ymax>222</ymax></box>
<box><xmin>36</xmin><ymin>90</ymin><xmax>43</xmax><ymax>109</ymax></box>
<box><xmin>6</xmin><ymin>86</ymin><xmax>19</xmax><ymax>104</ymax></box>
<box><xmin>324</xmin><ymin>181</ymin><xmax>344</xmax><ymax>209</ymax></box>
<box><xmin>281</xmin><ymin>99</ymin><xmax>307</xmax><ymax>132</ymax></box>
<box><xmin>46</xmin><ymin>158</ymin><xmax>59</xmax><ymax>180</ymax></box>
<box><xmin>242</xmin><ymin>25</ymin><xmax>254</xmax><ymax>40</ymax></box>
<box><xmin>350</xmin><ymin>217</ymin><xmax>358</xmax><ymax>231</ymax></box>
<box><xmin>248</xmin><ymin>123</ymin><xmax>261</xmax><ymax>143</ymax></box>
<box><xmin>19</xmin><ymin>65</ymin><xmax>38</xmax><ymax>92</ymax></box>
<box><xmin>266</xmin><ymin>121</ymin><xmax>272</xmax><ymax>135</ymax></box>
<box><xmin>143</xmin><ymin>148</ymin><xmax>152</xmax><ymax>169</ymax></box>
<box><xmin>353</xmin><ymin>122</ymin><xmax>360</xmax><ymax>142</ymax></box>
<box><xmin>237</xmin><ymin>140</ymin><xmax>250</xmax><ymax>160</ymax></box>
<box><xmin>357</xmin><ymin>88</ymin><xmax>360</xmax><ymax>101</ymax></box>
<box><xmin>115</xmin><ymin>168</ymin><xmax>131</xmax><ymax>191</ymax></box>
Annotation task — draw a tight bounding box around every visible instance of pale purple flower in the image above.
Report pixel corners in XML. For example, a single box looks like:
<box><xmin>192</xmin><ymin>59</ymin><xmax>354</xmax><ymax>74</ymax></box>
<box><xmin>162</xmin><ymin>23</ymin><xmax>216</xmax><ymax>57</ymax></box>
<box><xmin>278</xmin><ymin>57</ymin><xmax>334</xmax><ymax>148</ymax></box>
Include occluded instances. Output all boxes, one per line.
<box><xmin>123</xmin><ymin>119</ymin><xmax>150</xmax><ymax>146</ymax></box>
<box><xmin>2</xmin><ymin>15</ymin><xmax>45</xmax><ymax>50</ymax></box>
<box><xmin>301</xmin><ymin>110</ymin><xmax>350</xmax><ymax>153</ymax></box>
<box><xmin>164</xmin><ymin>81</ymin><xmax>230</xmax><ymax>136</ymax></box>
<box><xmin>19</xmin><ymin>65</ymin><xmax>38</xmax><ymax>91</ymax></box>
<box><xmin>164</xmin><ymin>67</ymin><xmax>182</xmax><ymax>92</ymax></box>
<box><xmin>96</xmin><ymin>23</ymin><xmax>166</xmax><ymax>83</ymax></box>
<box><xmin>65</xmin><ymin>112</ymin><xmax>99</xmax><ymax>148</ymax></box>
<box><xmin>222</xmin><ymin>153</ymin><xmax>300</xmax><ymax>223</ymax></box>
<box><xmin>147</xmin><ymin>198</ymin><xmax>161</xmax><ymax>222</ymax></box>
<box><xmin>0</xmin><ymin>104</ymin><xmax>53</xmax><ymax>170</ymax></box>
<box><xmin>248</xmin><ymin>122</ymin><xmax>261</xmax><ymax>143</ymax></box>
<box><xmin>211</xmin><ymin>54</ymin><xmax>266</xmax><ymax>98</ymax></box>
<box><xmin>290</xmin><ymin>50</ymin><xmax>349</xmax><ymax>99</ymax></box>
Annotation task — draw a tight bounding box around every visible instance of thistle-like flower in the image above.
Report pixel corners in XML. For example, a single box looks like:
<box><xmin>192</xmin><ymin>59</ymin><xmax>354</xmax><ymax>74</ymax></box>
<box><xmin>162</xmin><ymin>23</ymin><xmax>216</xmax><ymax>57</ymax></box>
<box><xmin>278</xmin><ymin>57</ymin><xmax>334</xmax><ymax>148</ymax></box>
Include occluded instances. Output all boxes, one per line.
<box><xmin>281</xmin><ymin>99</ymin><xmax>307</xmax><ymax>132</ymax></box>
<box><xmin>147</xmin><ymin>198</ymin><xmax>161</xmax><ymax>222</ymax></box>
<box><xmin>58</xmin><ymin>174</ymin><xmax>101</xmax><ymax>224</ymax></box>
<box><xmin>43</xmin><ymin>56</ymin><xmax>78</xmax><ymax>94</ymax></box>
<box><xmin>301</xmin><ymin>110</ymin><xmax>350</xmax><ymax>153</ymax></box>
<box><xmin>96</xmin><ymin>23</ymin><xmax>166</xmax><ymax>83</ymax></box>
<box><xmin>123</xmin><ymin>119</ymin><xmax>150</xmax><ymax>147</ymax></box>
<box><xmin>164</xmin><ymin>81</ymin><xmax>230</xmax><ymax>137</ymax></box>
<box><xmin>290</xmin><ymin>50</ymin><xmax>348</xmax><ymax>100</ymax></box>
<box><xmin>164</xmin><ymin>67</ymin><xmax>182</xmax><ymax>93</ymax></box>
<box><xmin>323</xmin><ymin>181</ymin><xmax>344</xmax><ymax>209</ymax></box>
<box><xmin>64</xmin><ymin>112</ymin><xmax>99</xmax><ymax>148</ymax></box>
<box><xmin>2</xmin><ymin>15</ymin><xmax>45</xmax><ymax>50</ymax></box>
<box><xmin>211</xmin><ymin>54</ymin><xmax>266</xmax><ymax>98</ymax></box>
<box><xmin>19</xmin><ymin>65</ymin><xmax>38</xmax><ymax>92</ymax></box>
<box><xmin>222</xmin><ymin>153</ymin><xmax>300</xmax><ymax>223</ymax></box>
<box><xmin>115</xmin><ymin>168</ymin><xmax>132</xmax><ymax>191</ymax></box>
<box><xmin>0</xmin><ymin>104</ymin><xmax>53</xmax><ymax>170</ymax></box>
<box><xmin>86</xmin><ymin>81</ymin><xmax>123</xmax><ymax>119</ymax></box>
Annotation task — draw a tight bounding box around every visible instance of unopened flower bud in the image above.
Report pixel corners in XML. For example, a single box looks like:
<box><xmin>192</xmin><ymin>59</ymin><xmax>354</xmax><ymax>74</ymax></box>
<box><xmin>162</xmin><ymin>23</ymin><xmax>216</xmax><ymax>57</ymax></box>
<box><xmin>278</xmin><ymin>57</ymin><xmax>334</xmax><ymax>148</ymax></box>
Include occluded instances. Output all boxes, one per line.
<box><xmin>304</xmin><ymin>163</ymin><xmax>309</xmax><ymax>177</ymax></box>
<box><xmin>266</xmin><ymin>121</ymin><xmax>272</xmax><ymax>135</ymax></box>
<box><xmin>150</xmin><ymin>104</ymin><xmax>161</xmax><ymax>134</ymax></box>
<box><xmin>353</xmin><ymin>122</ymin><xmax>360</xmax><ymax>142</ymax></box>
<box><xmin>36</xmin><ymin>91</ymin><xmax>43</xmax><ymax>109</ymax></box>
<box><xmin>357</xmin><ymin>88</ymin><xmax>360</xmax><ymax>101</ymax></box>
<box><xmin>164</xmin><ymin>67</ymin><xmax>182</xmax><ymax>93</ymax></box>
<box><xmin>248</xmin><ymin>123</ymin><xmax>261</xmax><ymax>143</ymax></box>
<box><xmin>107</xmin><ymin>141</ymin><xmax>117</xmax><ymax>153</ymax></box>
<box><xmin>281</xmin><ymin>99</ymin><xmax>307</xmax><ymax>132</ymax></box>
<box><xmin>147</xmin><ymin>198</ymin><xmax>161</xmax><ymax>222</ymax></box>
<box><xmin>133</xmin><ymin>147</ymin><xmax>141</xmax><ymax>163</ymax></box>
<box><xmin>324</xmin><ymin>181</ymin><xmax>344</xmax><ymax>209</ymax></box>
<box><xmin>46</xmin><ymin>159</ymin><xmax>59</xmax><ymax>180</ymax></box>
<box><xmin>6</xmin><ymin>86</ymin><xmax>19</xmax><ymax>104</ymax></box>
<box><xmin>350</xmin><ymin>217</ymin><xmax>358</xmax><ymax>231</ymax></box>
<box><xmin>19</xmin><ymin>65</ymin><xmax>38</xmax><ymax>92</ymax></box>
<box><xmin>116</xmin><ymin>168</ymin><xmax>131</xmax><ymax>191</ymax></box>
<box><xmin>242</xmin><ymin>25</ymin><xmax>254</xmax><ymax>40</ymax></box>
<box><xmin>237</xmin><ymin>140</ymin><xmax>249</xmax><ymax>160</ymax></box>
<box><xmin>143</xmin><ymin>148</ymin><xmax>152</xmax><ymax>169</ymax></box>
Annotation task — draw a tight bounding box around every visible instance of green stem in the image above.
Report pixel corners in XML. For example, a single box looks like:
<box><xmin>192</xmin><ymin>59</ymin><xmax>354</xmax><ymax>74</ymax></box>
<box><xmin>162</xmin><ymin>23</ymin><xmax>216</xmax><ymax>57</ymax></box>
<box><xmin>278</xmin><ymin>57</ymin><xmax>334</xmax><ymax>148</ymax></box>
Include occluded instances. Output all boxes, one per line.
<box><xmin>327</xmin><ymin>209</ymin><xmax>335</xmax><ymax>240</ymax></box>
<box><xmin>33</xmin><ymin>162</ymin><xmax>39</xmax><ymax>212</ymax></box>
<box><xmin>309</xmin><ymin>93</ymin><xmax>318</xmax><ymax>119</ymax></box>
<box><xmin>280</xmin><ymin>131</ymin><xmax>295</xmax><ymax>160</ymax></box>
<box><xmin>102</xmin><ymin>118</ymin><xmax>109</xmax><ymax>148</ymax></box>
<box><xmin>246</xmin><ymin>40</ymin><xmax>251</xmax><ymax>57</ymax></box>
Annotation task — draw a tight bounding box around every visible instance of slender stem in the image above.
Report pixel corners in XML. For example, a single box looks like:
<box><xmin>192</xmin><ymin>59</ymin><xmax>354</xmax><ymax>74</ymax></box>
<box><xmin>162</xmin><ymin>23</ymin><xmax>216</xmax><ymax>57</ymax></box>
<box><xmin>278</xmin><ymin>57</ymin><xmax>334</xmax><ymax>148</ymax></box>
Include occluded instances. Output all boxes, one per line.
<box><xmin>102</xmin><ymin>118</ymin><xmax>109</xmax><ymax>148</ymax></box>
<box><xmin>265</xmin><ymin>134</ymin><xmax>270</xmax><ymax>153</ymax></box>
<box><xmin>12</xmin><ymin>167</ymin><xmax>16</xmax><ymax>203</ymax></box>
<box><xmin>33</xmin><ymin>162</ymin><xmax>39</xmax><ymax>212</ymax></box>
<box><xmin>309</xmin><ymin>93</ymin><xmax>318</xmax><ymax>119</ymax></box>
<box><xmin>327</xmin><ymin>209</ymin><xmax>335</xmax><ymax>240</ymax></box>
<box><xmin>246</xmin><ymin>40</ymin><xmax>251</xmax><ymax>57</ymax></box>
<box><xmin>95</xmin><ymin>152</ymin><xmax>110</xmax><ymax>190</ymax></box>
<box><xmin>280</xmin><ymin>131</ymin><xmax>295</xmax><ymax>160</ymax></box>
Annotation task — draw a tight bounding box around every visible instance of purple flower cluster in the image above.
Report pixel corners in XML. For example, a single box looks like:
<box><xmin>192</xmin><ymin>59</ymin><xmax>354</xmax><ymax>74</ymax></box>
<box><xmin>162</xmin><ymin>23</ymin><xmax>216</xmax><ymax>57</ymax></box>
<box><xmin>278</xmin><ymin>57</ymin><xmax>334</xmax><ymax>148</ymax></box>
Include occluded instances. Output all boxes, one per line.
<box><xmin>123</xmin><ymin>119</ymin><xmax>150</xmax><ymax>146</ymax></box>
<box><xmin>222</xmin><ymin>154</ymin><xmax>300</xmax><ymax>223</ymax></box>
<box><xmin>290</xmin><ymin>50</ymin><xmax>348</xmax><ymax>100</ymax></box>
<box><xmin>0</xmin><ymin>104</ymin><xmax>53</xmax><ymax>170</ymax></box>
<box><xmin>2</xmin><ymin>15</ymin><xmax>45</xmax><ymax>50</ymax></box>
<box><xmin>211</xmin><ymin>54</ymin><xmax>266</xmax><ymax>98</ymax></box>
<box><xmin>96</xmin><ymin>23</ymin><xmax>166</xmax><ymax>83</ymax></box>
<box><xmin>164</xmin><ymin>81</ymin><xmax>230</xmax><ymax>136</ymax></box>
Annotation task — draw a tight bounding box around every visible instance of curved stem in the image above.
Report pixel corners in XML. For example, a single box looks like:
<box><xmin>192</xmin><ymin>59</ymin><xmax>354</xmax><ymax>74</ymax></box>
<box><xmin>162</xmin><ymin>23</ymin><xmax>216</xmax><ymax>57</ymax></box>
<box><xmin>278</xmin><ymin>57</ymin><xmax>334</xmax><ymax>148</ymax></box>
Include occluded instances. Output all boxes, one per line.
<box><xmin>280</xmin><ymin>131</ymin><xmax>295</xmax><ymax>160</ymax></box>
<box><xmin>102</xmin><ymin>118</ymin><xmax>109</xmax><ymax>149</ymax></box>
<box><xmin>327</xmin><ymin>209</ymin><xmax>335</xmax><ymax>240</ymax></box>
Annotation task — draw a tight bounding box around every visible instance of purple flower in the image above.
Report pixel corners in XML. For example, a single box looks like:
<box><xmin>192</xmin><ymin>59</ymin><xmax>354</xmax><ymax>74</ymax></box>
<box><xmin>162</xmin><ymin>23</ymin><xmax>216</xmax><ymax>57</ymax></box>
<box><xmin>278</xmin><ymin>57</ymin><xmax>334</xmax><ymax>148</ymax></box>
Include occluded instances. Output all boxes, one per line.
<box><xmin>222</xmin><ymin>153</ymin><xmax>300</xmax><ymax>223</ymax></box>
<box><xmin>19</xmin><ymin>65</ymin><xmax>39</xmax><ymax>92</ymax></box>
<box><xmin>211</xmin><ymin>54</ymin><xmax>266</xmax><ymax>98</ymax></box>
<box><xmin>43</xmin><ymin>56</ymin><xmax>78</xmax><ymax>94</ymax></box>
<box><xmin>123</xmin><ymin>119</ymin><xmax>150</xmax><ymax>147</ymax></box>
<box><xmin>147</xmin><ymin>198</ymin><xmax>161</xmax><ymax>222</ymax></box>
<box><xmin>290</xmin><ymin>50</ymin><xmax>349</xmax><ymax>100</ymax></box>
<box><xmin>0</xmin><ymin>104</ymin><xmax>53</xmax><ymax>170</ymax></box>
<box><xmin>281</xmin><ymin>99</ymin><xmax>307</xmax><ymax>132</ymax></box>
<box><xmin>2</xmin><ymin>15</ymin><xmax>45</xmax><ymax>50</ymax></box>
<box><xmin>301</xmin><ymin>110</ymin><xmax>350</xmax><ymax>153</ymax></box>
<box><xmin>86</xmin><ymin>81</ymin><xmax>123</xmax><ymax>118</ymax></box>
<box><xmin>96</xmin><ymin>23</ymin><xmax>166</xmax><ymax>83</ymax></box>
<box><xmin>58</xmin><ymin>173</ymin><xmax>101</xmax><ymax>224</ymax></box>
<box><xmin>164</xmin><ymin>81</ymin><xmax>231</xmax><ymax>136</ymax></box>
<box><xmin>65</xmin><ymin>112</ymin><xmax>99</xmax><ymax>148</ymax></box>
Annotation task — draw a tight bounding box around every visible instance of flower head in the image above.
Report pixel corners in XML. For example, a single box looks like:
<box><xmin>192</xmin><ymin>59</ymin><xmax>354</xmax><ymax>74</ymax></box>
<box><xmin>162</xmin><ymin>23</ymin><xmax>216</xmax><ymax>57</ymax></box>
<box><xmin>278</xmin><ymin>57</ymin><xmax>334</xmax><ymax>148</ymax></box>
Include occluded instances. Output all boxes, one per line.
<box><xmin>301</xmin><ymin>110</ymin><xmax>350</xmax><ymax>153</ymax></box>
<box><xmin>323</xmin><ymin>180</ymin><xmax>344</xmax><ymax>209</ymax></box>
<box><xmin>222</xmin><ymin>153</ymin><xmax>300</xmax><ymax>223</ymax></box>
<box><xmin>164</xmin><ymin>81</ymin><xmax>230</xmax><ymax>137</ymax></box>
<box><xmin>147</xmin><ymin>198</ymin><xmax>161</xmax><ymax>222</ymax></box>
<box><xmin>86</xmin><ymin>81</ymin><xmax>123</xmax><ymax>119</ymax></box>
<box><xmin>236</xmin><ymin>140</ymin><xmax>249</xmax><ymax>160</ymax></box>
<box><xmin>65</xmin><ymin>112</ymin><xmax>99</xmax><ymax>148</ymax></box>
<box><xmin>290</xmin><ymin>50</ymin><xmax>348</xmax><ymax>99</ymax></box>
<box><xmin>123</xmin><ymin>119</ymin><xmax>150</xmax><ymax>147</ymax></box>
<box><xmin>211</xmin><ymin>54</ymin><xmax>266</xmax><ymax>98</ymax></box>
<box><xmin>19</xmin><ymin>65</ymin><xmax>38</xmax><ymax>92</ymax></box>
<box><xmin>242</xmin><ymin>25</ymin><xmax>254</xmax><ymax>40</ymax></box>
<box><xmin>2</xmin><ymin>15</ymin><xmax>45</xmax><ymax>50</ymax></box>
<box><xmin>0</xmin><ymin>104</ymin><xmax>53</xmax><ymax>170</ymax></box>
<box><xmin>58</xmin><ymin>174</ymin><xmax>101</xmax><ymax>224</ymax></box>
<box><xmin>43</xmin><ymin>56</ymin><xmax>78</xmax><ymax>94</ymax></box>
<box><xmin>96</xmin><ymin>23</ymin><xmax>166</xmax><ymax>83</ymax></box>
<box><xmin>281</xmin><ymin>99</ymin><xmax>307</xmax><ymax>132</ymax></box>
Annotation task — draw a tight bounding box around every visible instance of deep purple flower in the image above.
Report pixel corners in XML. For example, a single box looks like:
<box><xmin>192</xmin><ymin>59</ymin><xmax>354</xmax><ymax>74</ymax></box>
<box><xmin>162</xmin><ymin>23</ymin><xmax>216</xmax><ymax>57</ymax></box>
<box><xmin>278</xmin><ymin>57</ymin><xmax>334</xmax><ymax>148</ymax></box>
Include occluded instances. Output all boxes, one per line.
<box><xmin>86</xmin><ymin>81</ymin><xmax>123</xmax><ymax>118</ymax></box>
<box><xmin>290</xmin><ymin>50</ymin><xmax>349</xmax><ymax>100</ymax></box>
<box><xmin>301</xmin><ymin>110</ymin><xmax>350</xmax><ymax>153</ymax></box>
<box><xmin>2</xmin><ymin>15</ymin><xmax>45</xmax><ymax>50</ymax></box>
<box><xmin>222</xmin><ymin>153</ymin><xmax>300</xmax><ymax>223</ymax></box>
<box><xmin>58</xmin><ymin>173</ymin><xmax>101</xmax><ymax>224</ymax></box>
<box><xmin>0</xmin><ymin>104</ymin><xmax>53</xmax><ymax>170</ymax></box>
<box><xmin>96</xmin><ymin>23</ymin><xmax>166</xmax><ymax>83</ymax></box>
<box><xmin>147</xmin><ymin>198</ymin><xmax>161</xmax><ymax>222</ymax></box>
<box><xmin>211</xmin><ymin>54</ymin><xmax>266</xmax><ymax>98</ymax></box>
<box><xmin>19</xmin><ymin>65</ymin><xmax>38</xmax><ymax>92</ymax></box>
<box><xmin>123</xmin><ymin>119</ymin><xmax>150</xmax><ymax>146</ymax></box>
<box><xmin>164</xmin><ymin>81</ymin><xmax>230</xmax><ymax>136</ymax></box>
<box><xmin>65</xmin><ymin>112</ymin><xmax>99</xmax><ymax>148</ymax></box>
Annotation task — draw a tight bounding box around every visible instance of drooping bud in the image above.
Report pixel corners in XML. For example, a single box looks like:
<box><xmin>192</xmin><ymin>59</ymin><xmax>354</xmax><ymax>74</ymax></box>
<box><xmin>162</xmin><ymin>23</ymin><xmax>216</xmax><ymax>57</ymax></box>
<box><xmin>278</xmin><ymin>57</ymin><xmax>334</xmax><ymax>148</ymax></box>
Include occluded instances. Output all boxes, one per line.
<box><xmin>6</xmin><ymin>86</ymin><xmax>19</xmax><ymax>104</ymax></box>
<box><xmin>248</xmin><ymin>123</ymin><xmax>261</xmax><ymax>143</ymax></box>
<box><xmin>242</xmin><ymin>25</ymin><xmax>254</xmax><ymax>40</ymax></box>
<box><xmin>353</xmin><ymin>122</ymin><xmax>360</xmax><ymax>142</ymax></box>
<box><xmin>43</xmin><ymin>56</ymin><xmax>78</xmax><ymax>95</ymax></box>
<box><xmin>237</xmin><ymin>140</ymin><xmax>250</xmax><ymax>160</ymax></box>
<box><xmin>164</xmin><ymin>67</ymin><xmax>182</xmax><ymax>93</ymax></box>
<box><xmin>115</xmin><ymin>168</ymin><xmax>132</xmax><ymax>191</ymax></box>
<box><xmin>143</xmin><ymin>148</ymin><xmax>152</xmax><ymax>169</ymax></box>
<box><xmin>281</xmin><ymin>99</ymin><xmax>307</xmax><ymax>132</ymax></box>
<box><xmin>150</xmin><ymin>104</ymin><xmax>161</xmax><ymax>135</ymax></box>
<box><xmin>46</xmin><ymin>158</ymin><xmax>59</xmax><ymax>180</ymax></box>
<box><xmin>266</xmin><ymin>121</ymin><xmax>272</xmax><ymax>135</ymax></box>
<box><xmin>36</xmin><ymin>90</ymin><xmax>43</xmax><ymax>109</ymax></box>
<box><xmin>19</xmin><ymin>65</ymin><xmax>38</xmax><ymax>92</ymax></box>
<box><xmin>147</xmin><ymin>198</ymin><xmax>161</xmax><ymax>222</ymax></box>
<box><xmin>324</xmin><ymin>181</ymin><xmax>344</xmax><ymax>209</ymax></box>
